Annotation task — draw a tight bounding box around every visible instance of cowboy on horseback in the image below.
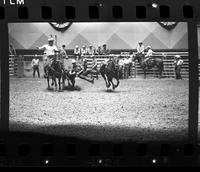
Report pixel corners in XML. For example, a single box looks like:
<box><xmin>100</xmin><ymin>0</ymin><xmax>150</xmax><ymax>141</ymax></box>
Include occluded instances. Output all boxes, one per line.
<box><xmin>136</xmin><ymin>41</ymin><xmax>145</xmax><ymax>55</ymax></box>
<box><xmin>37</xmin><ymin>37</ymin><xmax>58</xmax><ymax>78</ymax></box>
<box><xmin>144</xmin><ymin>45</ymin><xmax>154</xmax><ymax>65</ymax></box>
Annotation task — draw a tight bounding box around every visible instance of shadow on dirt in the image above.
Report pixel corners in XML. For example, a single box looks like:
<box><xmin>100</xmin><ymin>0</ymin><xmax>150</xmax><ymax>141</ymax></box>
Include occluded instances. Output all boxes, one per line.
<box><xmin>101</xmin><ymin>89</ymin><xmax>123</xmax><ymax>93</ymax></box>
<box><xmin>63</xmin><ymin>85</ymin><xmax>82</xmax><ymax>91</ymax></box>
<box><xmin>9</xmin><ymin>120</ymin><xmax>188</xmax><ymax>143</ymax></box>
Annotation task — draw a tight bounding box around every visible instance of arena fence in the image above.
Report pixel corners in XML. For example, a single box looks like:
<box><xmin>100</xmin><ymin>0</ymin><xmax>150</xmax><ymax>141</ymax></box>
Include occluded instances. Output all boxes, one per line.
<box><xmin>9</xmin><ymin>52</ymin><xmax>189</xmax><ymax>79</ymax></box>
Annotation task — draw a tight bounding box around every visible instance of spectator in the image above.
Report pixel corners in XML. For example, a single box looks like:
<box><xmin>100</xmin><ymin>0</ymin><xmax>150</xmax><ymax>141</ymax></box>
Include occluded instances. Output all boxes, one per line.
<box><xmin>118</xmin><ymin>57</ymin><xmax>125</xmax><ymax>79</ymax></box>
<box><xmin>9</xmin><ymin>44</ymin><xmax>16</xmax><ymax>56</ymax></box>
<box><xmin>87</xmin><ymin>45</ymin><xmax>95</xmax><ymax>56</ymax></box>
<box><xmin>174</xmin><ymin>55</ymin><xmax>184</xmax><ymax>79</ymax></box>
<box><xmin>31</xmin><ymin>56</ymin><xmax>40</xmax><ymax>78</ymax></box>
<box><xmin>102</xmin><ymin>44</ymin><xmax>111</xmax><ymax>55</ymax></box>
<box><xmin>81</xmin><ymin>45</ymin><xmax>87</xmax><ymax>56</ymax></box>
<box><xmin>74</xmin><ymin>45</ymin><xmax>81</xmax><ymax>61</ymax></box>
<box><xmin>95</xmin><ymin>45</ymin><xmax>102</xmax><ymax>55</ymax></box>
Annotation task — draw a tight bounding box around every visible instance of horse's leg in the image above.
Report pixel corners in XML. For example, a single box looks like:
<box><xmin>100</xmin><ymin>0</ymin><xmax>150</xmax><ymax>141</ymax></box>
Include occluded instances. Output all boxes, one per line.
<box><xmin>58</xmin><ymin>77</ymin><xmax>61</xmax><ymax>91</ymax></box>
<box><xmin>51</xmin><ymin>78</ymin><xmax>54</xmax><ymax>86</ymax></box>
<box><xmin>47</xmin><ymin>76</ymin><xmax>50</xmax><ymax>89</ymax></box>
<box><xmin>54</xmin><ymin>77</ymin><xmax>57</xmax><ymax>90</ymax></box>
<box><xmin>110</xmin><ymin>79</ymin><xmax>115</xmax><ymax>90</ymax></box>
<box><xmin>106</xmin><ymin>76</ymin><xmax>111</xmax><ymax>88</ymax></box>
<box><xmin>144</xmin><ymin>69</ymin><xmax>146</xmax><ymax>79</ymax></box>
<box><xmin>71</xmin><ymin>78</ymin><xmax>75</xmax><ymax>88</ymax></box>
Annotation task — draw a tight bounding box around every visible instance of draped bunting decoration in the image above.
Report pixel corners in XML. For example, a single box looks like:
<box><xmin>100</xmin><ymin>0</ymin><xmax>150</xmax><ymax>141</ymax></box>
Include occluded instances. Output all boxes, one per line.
<box><xmin>158</xmin><ymin>22</ymin><xmax>178</xmax><ymax>31</ymax></box>
<box><xmin>49</xmin><ymin>22</ymin><xmax>73</xmax><ymax>32</ymax></box>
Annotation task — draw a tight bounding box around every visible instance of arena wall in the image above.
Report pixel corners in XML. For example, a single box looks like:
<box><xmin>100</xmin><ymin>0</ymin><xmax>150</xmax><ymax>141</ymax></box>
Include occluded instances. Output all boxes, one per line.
<box><xmin>8</xmin><ymin>22</ymin><xmax>188</xmax><ymax>50</ymax></box>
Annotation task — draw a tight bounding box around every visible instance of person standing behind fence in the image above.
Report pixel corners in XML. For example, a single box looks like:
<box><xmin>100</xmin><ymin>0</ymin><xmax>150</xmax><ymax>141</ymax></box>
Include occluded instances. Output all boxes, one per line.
<box><xmin>102</xmin><ymin>44</ymin><xmax>111</xmax><ymax>55</ymax></box>
<box><xmin>87</xmin><ymin>45</ymin><xmax>95</xmax><ymax>56</ymax></box>
<box><xmin>9</xmin><ymin>44</ymin><xmax>17</xmax><ymax>56</ymax></box>
<box><xmin>95</xmin><ymin>45</ymin><xmax>103</xmax><ymax>55</ymax></box>
<box><xmin>81</xmin><ymin>45</ymin><xmax>87</xmax><ymax>57</ymax></box>
<box><xmin>127</xmin><ymin>55</ymin><xmax>133</xmax><ymax>77</ymax></box>
<box><xmin>123</xmin><ymin>56</ymin><xmax>130</xmax><ymax>79</ymax></box>
<box><xmin>118</xmin><ymin>57</ymin><xmax>125</xmax><ymax>79</ymax></box>
<box><xmin>174</xmin><ymin>55</ymin><xmax>184</xmax><ymax>80</ymax></box>
<box><xmin>74</xmin><ymin>45</ymin><xmax>81</xmax><ymax>62</ymax></box>
<box><xmin>31</xmin><ymin>57</ymin><xmax>40</xmax><ymax>78</ymax></box>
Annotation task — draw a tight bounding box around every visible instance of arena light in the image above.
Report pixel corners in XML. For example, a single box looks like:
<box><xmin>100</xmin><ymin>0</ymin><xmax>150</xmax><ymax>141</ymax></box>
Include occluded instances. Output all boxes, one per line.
<box><xmin>152</xmin><ymin>2</ymin><xmax>158</xmax><ymax>8</ymax></box>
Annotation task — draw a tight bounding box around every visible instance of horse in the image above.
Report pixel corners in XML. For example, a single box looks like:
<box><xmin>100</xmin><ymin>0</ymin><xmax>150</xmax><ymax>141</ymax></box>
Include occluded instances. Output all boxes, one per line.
<box><xmin>134</xmin><ymin>53</ymin><xmax>164</xmax><ymax>79</ymax></box>
<box><xmin>100</xmin><ymin>58</ymin><xmax>120</xmax><ymax>90</ymax></box>
<box><xmin>46</xmin><ymin>59</ymin><xmax>63</xmax><ymax>91</ymax></box>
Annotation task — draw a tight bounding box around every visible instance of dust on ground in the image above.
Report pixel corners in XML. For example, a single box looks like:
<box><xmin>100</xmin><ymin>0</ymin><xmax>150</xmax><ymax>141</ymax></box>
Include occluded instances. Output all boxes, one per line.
<box><xmin>9</xmin><ymin>77</ymin><xmax>189</xmax><ymax>142</ymax></box>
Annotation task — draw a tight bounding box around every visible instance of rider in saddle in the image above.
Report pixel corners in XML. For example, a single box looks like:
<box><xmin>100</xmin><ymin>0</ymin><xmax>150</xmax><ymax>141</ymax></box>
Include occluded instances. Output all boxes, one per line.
<box><xmin>144</xmin><ymin>45</ymin><xmax>154</xmax><ymax>65</ymax></box>
<box><xmin>37</xmin><ymin>37</ymin><xmax>58</xmax><ymax>78</ymax></box>
<box><xmin>136</xmin><ymin>41</ymin><xmax>145</xmax><ymax>56</ymax></box>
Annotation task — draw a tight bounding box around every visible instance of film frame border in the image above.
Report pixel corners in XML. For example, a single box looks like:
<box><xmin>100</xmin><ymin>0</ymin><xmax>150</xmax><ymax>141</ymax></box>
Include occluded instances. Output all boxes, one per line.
<box><xmin>0</xmin><ymin>0</ymin><xmax>199</xmax><ymax>166</ymax></box>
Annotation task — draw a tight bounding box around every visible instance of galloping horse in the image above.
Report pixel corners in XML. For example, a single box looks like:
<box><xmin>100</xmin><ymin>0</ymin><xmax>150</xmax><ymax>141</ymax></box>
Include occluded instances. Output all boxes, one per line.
<box><xmin>100</xmin><ymin>58</ymin><xmax>120</xmax><ymax>90</ymax></box>
<box><xmin>46</xmin><ymin>59</ymin><xmax>63</xmax><ymax>91</ymax></box>
<box><xmin>134</xmin><ymin>53</ymin><xmax>164</xmax><ymax>79</ymax></box>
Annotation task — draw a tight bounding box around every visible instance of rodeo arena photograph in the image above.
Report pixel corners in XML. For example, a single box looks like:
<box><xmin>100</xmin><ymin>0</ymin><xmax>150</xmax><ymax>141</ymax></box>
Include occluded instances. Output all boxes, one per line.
<box><xmin>8</xmin><ymin>22</ymin><xmax>191</xmax><ymax>142</ymax></box>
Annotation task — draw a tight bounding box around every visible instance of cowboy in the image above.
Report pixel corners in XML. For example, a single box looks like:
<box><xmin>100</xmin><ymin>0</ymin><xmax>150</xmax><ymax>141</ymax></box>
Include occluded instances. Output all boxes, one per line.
<box><xmin>102</xmin><ymin>44</ymin><xmax>111</xmax><ymax>55</ymax></box>
<box><xmin>74</xmin><ymin>45</ymin><xmax>81</xmax><ymax>61</ymax></box>
<box><xmin>31</xmin><ymin>56</ymin><xmax>40</xmax><ymax>78</ymax></box>
<box><xmin>87</xmin><ymin>45</ymin><xmax>95</xmax><ymax>56</ymax></box>
<box><xmin>136</xmin><ymin>41</ymin><xmax>145</xmax><ymax>55</ymax></box>
<box><xmin>118</xmin><ymin>56</ymin><xmax>125</xmax><ymax>79</ymax></box>
<box><xmin>144</xmin><ymin>45</ymin><xmax>154</xmax><ymax>64</ymax></box>
<box><xmin>174</xmin><ymin>55</ymin><xmax>184</xmax><ymax>79</ymax></box>
<box><xmin>95</xmin><ymin>45</ymin><xmax>103</xmax><ymax>55</ymax></box>
<box><xmin>37</xmin><ymin>37</ymin><xmax>58</xmax><ymax>78</ymax></box>
<box><xmin>60</xmin><ymin>45</ymin><xmax>68</xmax><ymax>60</ymax></box>
<box><xmin>70</xmin><ymin>59</ymin><xmax>94</xmax><ymax>84</ymax></box>
<box><xmin>81</xmin><ymin>45</ymin><xmax>87</xmax><ymax>56</ymax></box>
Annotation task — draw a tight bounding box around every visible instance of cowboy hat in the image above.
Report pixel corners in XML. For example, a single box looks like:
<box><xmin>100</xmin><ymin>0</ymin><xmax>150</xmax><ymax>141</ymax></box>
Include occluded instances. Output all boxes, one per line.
<box><xmin>48</xmin><ymin>37</ymin><xmax>54</xmax><ymax>42</ymax></box>
<box><xmin>72</xmin><ymin>59</ymin><xmax>76</xmax><ymax>64</ymax></box>
<box><xmin>175</xmin><ymin>55</ymin><xmax>181</xmax><ymax>58</ymax></box>
<box><xmin>146</xmin><ymin>45</ymin><xmax>151</xmax><ymax>49</ymax></box>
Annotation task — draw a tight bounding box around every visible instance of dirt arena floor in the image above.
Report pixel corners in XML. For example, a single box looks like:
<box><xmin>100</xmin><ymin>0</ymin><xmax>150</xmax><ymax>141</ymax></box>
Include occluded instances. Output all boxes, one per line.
<box><xmin>9</xmin><ymin>77</ymin><xmax>189</xmax><ymax>142</ymax></box>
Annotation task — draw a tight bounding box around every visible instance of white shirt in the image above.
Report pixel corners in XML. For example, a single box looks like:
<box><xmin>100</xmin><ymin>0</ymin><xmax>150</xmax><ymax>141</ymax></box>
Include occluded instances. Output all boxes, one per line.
<box><xmin>81</xmin><ymin>48</ymin><xmax>87</xmax><ymax>55</ymax></box>
<box><xmin>118</xmin><ymin>59</ymin><xmax>125</xmax><ymax>66</ymax></box>
<box><xmin>136</xmin><ymin>45</ymin><xmax>145</xmax><ymax>54</ymax></box>
<box><xmin>74</xmin><ymin>48</ymin><xmax>81</xmax><ymax>55</ymax></box>
<box><xmin>124</xmin><ymin>58</ymin><xmax>130</xmax><ymax>65</ymax></box>
<box><xmin>39</xmin><ymin>44</ymin><xmax>58</xmax><ymax>56</ymax></box>
<box><xmin>32</xmin><ymin>59</ymin><xmax>39</xmax><ymax>66</ymax></box>
<box><xmin>87</xmin><ymin>48</ymin><xmax>95</xmax><ymax>55</ymax></box>
<box><xmin>145</xmin><ymin>49</ymin><xmax>153</xmax><ymax>57</ymax></box>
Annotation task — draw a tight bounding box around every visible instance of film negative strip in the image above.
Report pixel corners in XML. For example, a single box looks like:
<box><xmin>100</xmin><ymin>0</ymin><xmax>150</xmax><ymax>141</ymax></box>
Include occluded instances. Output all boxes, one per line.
<box><xmin>0</xmin><ymin>0</ymin><xmax>200</xmax><ymax>167</ymax></box>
